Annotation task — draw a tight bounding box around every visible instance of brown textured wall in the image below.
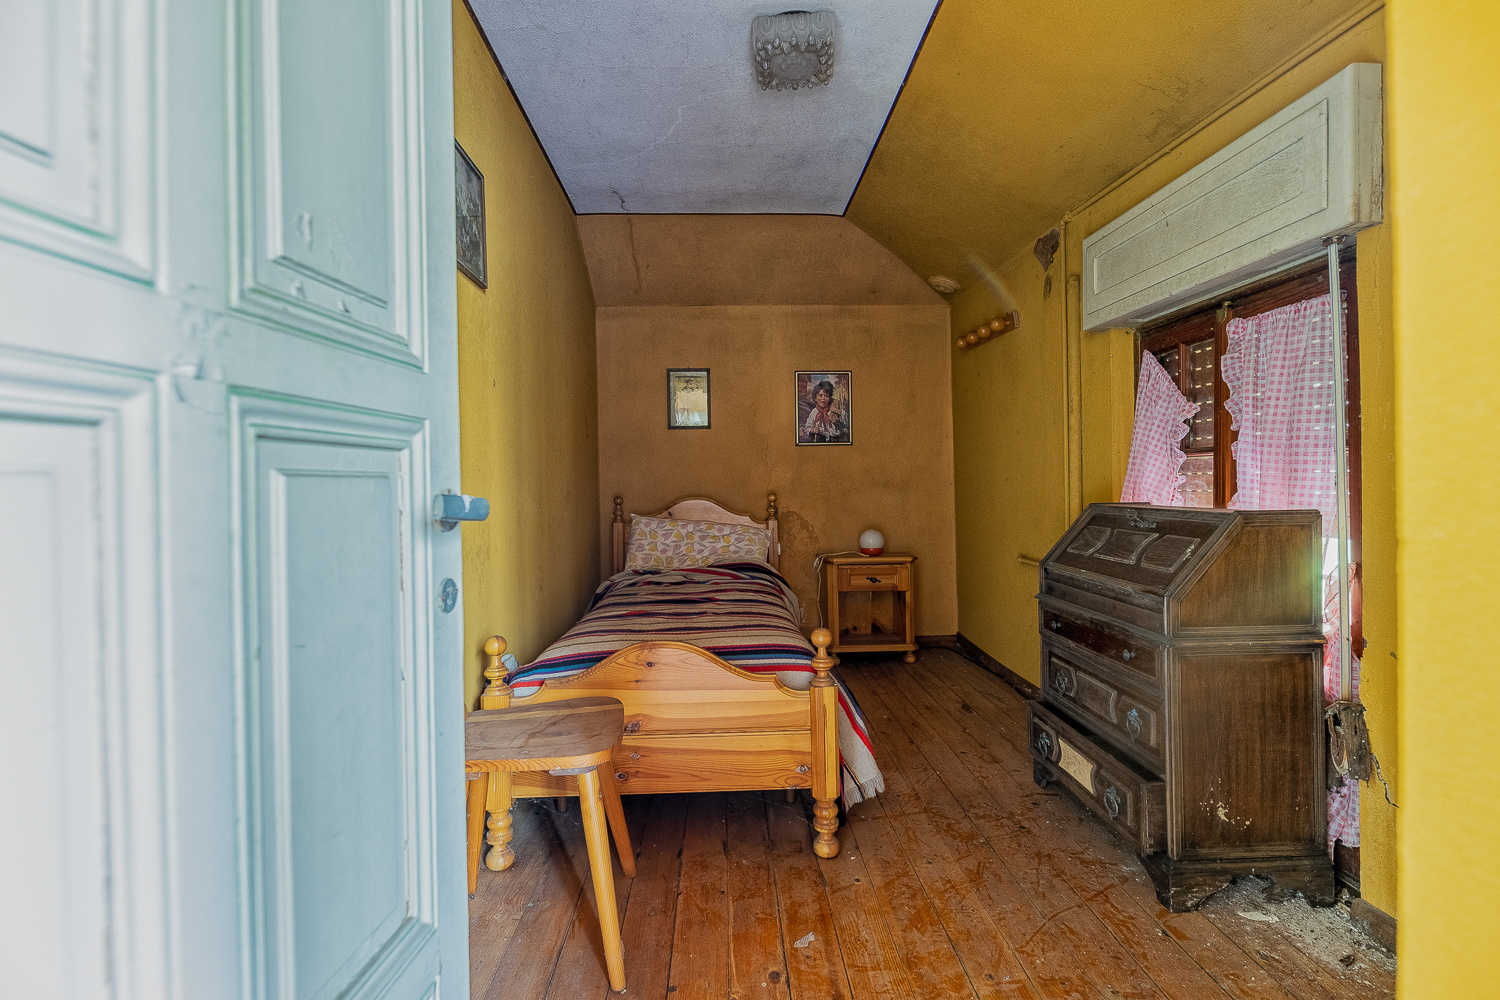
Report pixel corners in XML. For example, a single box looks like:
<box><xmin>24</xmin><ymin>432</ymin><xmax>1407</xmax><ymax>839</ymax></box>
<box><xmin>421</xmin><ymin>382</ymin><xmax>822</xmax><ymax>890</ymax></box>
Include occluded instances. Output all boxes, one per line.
<box><xmin>578</xmin><ymin>214</ymin><xmax>942</xmax><ymax>307</ymax></box>
<box><xmin>594</xmin><ymin>303</ymin><xmax>958</xmax><ymax>637</ymax></box>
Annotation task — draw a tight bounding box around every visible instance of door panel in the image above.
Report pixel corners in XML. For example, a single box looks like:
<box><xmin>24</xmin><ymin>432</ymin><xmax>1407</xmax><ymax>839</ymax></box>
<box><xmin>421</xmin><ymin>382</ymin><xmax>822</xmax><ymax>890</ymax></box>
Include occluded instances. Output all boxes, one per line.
<box><xmin>0</xmin><ymin>0</ymin><xmax>155</xmax><ymax>277</ymax></box>
<box><xmin>239</xmin><ymin>408</ymin><xmax>441</xmax><ymax>1000</ymax></box>
<box><xmin>231</xmin><ymin>0</ymin><xmax>425</xmax><ymax>363</ymax></box>
<box><xmin>0</xmin><ymin>419</ymin><xmax>111</xmax><ymax>1000</ymax></box>
<box><xmin>0</xmin><ymin>356</ymin><xmax>167</xmax><ymax>1000</ymax></box>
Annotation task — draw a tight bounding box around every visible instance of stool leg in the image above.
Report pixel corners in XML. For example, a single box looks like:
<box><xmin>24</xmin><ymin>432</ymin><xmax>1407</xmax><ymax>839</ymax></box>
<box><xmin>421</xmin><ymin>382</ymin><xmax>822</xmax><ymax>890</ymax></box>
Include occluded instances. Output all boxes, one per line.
<box><xmin>599</xmin><ymin>767</ymin><xmax>635</xmax><ymax>879</ymax></box>
<box><xmin>466</xmin><ymin>772</ymin><xmax>489</xmax><ymax>896</ymax></box>
<box><xmin>576</xmin><ymin>768</ymin><xmax>626</xmax><ymax>992</ymax></box>
<box><xmin>484</xmin><ymin>770</ymin><xmax>515</xmax><ymax>871</ymax></box>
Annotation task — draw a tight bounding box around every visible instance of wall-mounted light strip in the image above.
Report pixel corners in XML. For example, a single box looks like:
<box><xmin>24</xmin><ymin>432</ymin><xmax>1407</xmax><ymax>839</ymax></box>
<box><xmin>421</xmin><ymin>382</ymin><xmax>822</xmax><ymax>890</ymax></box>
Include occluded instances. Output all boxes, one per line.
<box><xmin>954</xmin><ymin>310</ymin><xmax>1019</xmax><ymax>350</ymax></box>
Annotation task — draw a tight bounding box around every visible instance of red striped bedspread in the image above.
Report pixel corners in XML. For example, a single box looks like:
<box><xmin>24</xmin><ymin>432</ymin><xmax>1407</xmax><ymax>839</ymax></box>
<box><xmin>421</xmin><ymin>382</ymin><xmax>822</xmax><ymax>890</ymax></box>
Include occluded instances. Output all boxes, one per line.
<box><xmin>509</xmin><ymin>561</ymin><xmax>884</xmax><ymax>804</ymax></box>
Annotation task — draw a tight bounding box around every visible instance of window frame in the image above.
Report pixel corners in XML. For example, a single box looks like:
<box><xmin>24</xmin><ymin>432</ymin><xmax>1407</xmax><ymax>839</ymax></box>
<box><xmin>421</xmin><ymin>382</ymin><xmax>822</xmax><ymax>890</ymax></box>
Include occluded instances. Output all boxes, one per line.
<box><xmin>1136</xmin><ymin>247</ymin><xmax>1363</xmax><ymax>657</ymax></box>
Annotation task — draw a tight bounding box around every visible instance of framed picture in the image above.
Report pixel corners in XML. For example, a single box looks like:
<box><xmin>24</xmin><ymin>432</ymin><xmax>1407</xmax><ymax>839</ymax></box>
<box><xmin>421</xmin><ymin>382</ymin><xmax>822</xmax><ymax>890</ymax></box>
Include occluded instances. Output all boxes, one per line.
<box><xmin>667</xmin><ymin>369</ymin><xmax>711</xmax><ymax>428</ymax></box>
<box><xmin>455</xmin><ymin>140</ymin><xmax>487</xmax><ymax>288</ymax></box>
<box><xmin>795</xmin><ymin>371</ymin><xmax>852</xmax><ymax>445</ymax></box>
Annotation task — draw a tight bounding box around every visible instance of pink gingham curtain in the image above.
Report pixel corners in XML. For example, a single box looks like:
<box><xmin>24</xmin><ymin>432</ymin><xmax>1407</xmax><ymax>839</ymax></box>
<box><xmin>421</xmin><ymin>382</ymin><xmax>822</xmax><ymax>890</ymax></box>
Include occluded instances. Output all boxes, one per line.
<box><xmin>1120</xmin><ymin>351</ymin><xmax>1197</xmax><ymax>506</ymax></box>
<box><xmin>1221</xmin><ymin>292</ymin><xmax>1359</xmax><ymax>853</ymax></box>
<box><xmin>1222</xmin><ymin>294</ymin><xmax>1342</xmax><ymax>526</ymax></box>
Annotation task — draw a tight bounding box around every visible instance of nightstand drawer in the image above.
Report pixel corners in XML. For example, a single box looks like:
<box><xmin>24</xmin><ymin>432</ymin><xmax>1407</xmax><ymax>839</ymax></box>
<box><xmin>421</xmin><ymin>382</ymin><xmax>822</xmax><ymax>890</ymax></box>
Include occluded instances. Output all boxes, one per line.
<box><xmin>838</xmin><ymin>564</ymin><xmax>909</xmax><ymax>591</ymax></box>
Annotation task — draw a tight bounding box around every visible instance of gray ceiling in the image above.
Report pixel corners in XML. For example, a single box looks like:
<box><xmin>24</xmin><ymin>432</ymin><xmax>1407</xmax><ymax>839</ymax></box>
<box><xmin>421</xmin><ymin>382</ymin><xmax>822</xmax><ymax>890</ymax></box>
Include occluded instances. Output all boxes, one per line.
<box><xmin>468</xmin><ymin>0</ymin><xmax>940</xmax><ymax>214</ymax></box>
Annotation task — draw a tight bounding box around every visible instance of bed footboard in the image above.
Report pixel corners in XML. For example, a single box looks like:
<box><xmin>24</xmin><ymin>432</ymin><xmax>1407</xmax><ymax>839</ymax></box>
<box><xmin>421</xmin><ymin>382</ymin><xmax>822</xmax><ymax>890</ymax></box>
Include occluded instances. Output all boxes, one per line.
<box><xmin>473</xmin><ymin>630</ymin><xmax>843</xmax><ymax>866</ymax></box>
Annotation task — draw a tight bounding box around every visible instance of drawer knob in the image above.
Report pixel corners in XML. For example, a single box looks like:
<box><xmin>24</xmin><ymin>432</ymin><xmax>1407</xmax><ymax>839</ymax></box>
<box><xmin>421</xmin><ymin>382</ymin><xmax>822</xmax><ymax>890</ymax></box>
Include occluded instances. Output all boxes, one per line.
<box><xmin>1121</xmin><ymin>648</ymin><xmax>1135</xmax><ymax>661</ymax></box>
<box><xmin>615</xmin><ymin>772</ymin><xmax>628</xmax><ymax>782</ymax></box>
<box><xmin>1125</xmin><ymin>708</ymin><xmax>1142</xmax><ymax>739</ymax></box>
<box><xmin>1103</xmin><ymin>785</ymin><xmax>1122</xmax><ymax>819</ymax></box>
<box><xmin>1035</xmin><ymin>730</ymin><xmax>1053</xmax><ymax>757</ymax></box>
<box><xmin>1049</xmin><ymin>619</ymin><xmax>1062</xmax><ymax>631</ymax></box>
<box><xmin>865</xmin><ymin>576</ymin><xmax>883</xmax><ymax>584</ymax></box>
<box><xmin>1052</xmin><ymin>671</ymin><xmax>1071</xmax><ymax>696</ymax></box>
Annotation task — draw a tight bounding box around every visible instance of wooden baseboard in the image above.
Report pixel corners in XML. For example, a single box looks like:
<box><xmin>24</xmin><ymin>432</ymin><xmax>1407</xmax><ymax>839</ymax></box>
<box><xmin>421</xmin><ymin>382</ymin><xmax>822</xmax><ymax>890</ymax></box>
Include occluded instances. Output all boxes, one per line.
<box><xmin>953</xmin><ymin>633</ymin><xmax>1041</xmax><ymax>700</ymax></box>
<box><xmin>1349</xmin><ymin>898</ymin><xmax>1396</xmax><ymax>953</ymax></box>
<box><xmin>917</xmin><ymin>634</ymin><xmax>960</xmax><ymax>649</ymax></box>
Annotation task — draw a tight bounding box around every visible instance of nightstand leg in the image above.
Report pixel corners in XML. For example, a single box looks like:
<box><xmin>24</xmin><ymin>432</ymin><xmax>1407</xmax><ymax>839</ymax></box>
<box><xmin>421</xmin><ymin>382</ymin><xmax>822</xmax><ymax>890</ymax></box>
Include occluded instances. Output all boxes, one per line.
<box><xmin>903</xmin><ymin>650</ymin><xmax>916</xmax><ymax>664</ymax></box>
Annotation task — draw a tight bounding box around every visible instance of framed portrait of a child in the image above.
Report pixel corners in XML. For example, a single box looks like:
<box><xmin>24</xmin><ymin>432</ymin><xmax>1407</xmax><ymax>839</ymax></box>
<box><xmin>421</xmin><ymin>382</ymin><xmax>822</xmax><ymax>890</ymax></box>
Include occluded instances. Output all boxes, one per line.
<box><xmin>794</xmin><ymin>371</ymin><xmax>851</xmax><ymax>445</ymax></box>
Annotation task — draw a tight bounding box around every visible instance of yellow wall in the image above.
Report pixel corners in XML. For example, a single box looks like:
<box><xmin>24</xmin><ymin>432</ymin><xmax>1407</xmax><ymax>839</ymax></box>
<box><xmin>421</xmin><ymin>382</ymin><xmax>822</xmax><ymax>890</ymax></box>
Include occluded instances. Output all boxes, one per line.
<box><xmin>1388</xmin><ymin>1</ymin><xmax>1500</xmax><ymax>992</ymax></box>
<box><xmin>453</xmin><ymin>2</ymin><xmax>600</xmax><ymax>706</ymax></box>
<box><xmin>943</xmin><ymin>10</ymin><xmax>1399</xmax><ymax>914</ymax></box>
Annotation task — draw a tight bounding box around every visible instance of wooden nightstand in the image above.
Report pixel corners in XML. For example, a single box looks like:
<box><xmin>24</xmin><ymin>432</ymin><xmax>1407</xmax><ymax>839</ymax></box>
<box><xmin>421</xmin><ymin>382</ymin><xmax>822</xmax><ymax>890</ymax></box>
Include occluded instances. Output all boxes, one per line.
<box><xmin>821</xmin><ymin>553</ymin><xmax>917</xmax><ymax>662</ymax></box>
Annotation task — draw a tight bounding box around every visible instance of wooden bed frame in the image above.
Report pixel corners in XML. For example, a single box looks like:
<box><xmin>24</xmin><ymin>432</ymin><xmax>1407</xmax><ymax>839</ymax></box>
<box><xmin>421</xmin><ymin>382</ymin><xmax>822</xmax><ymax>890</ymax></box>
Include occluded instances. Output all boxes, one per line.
<box><xmin>477</xmin><ymin>492</ymin><xmax>842</xmax><ymax>871</ymax></box>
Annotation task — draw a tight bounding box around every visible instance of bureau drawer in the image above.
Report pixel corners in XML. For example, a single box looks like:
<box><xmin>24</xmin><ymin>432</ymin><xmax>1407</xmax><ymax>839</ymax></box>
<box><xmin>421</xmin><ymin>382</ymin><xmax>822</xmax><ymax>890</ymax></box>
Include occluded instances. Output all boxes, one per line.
<box><xmin>1028</xmin><ymin>700</ymin><xmax>1166</xmax><ymax>855</ymax></box>
<box><xmin>1040</xmin><ymin>603</ymin><xmax>1162</xmax><ymax>684</ymax></box>
<box><xmin>1041</xmin><ymin>641</ymin><xmax>1164</xmax><ymax>771</ymax></box>
<box><xmin>838</xmin><ymin>564</ymin><xmax>909</xmax><ymax>591</ymax></box>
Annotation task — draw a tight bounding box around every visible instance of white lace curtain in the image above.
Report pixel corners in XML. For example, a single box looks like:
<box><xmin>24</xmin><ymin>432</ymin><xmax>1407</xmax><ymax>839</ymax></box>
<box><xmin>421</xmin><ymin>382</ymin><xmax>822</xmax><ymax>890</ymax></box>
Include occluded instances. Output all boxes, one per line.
<box><xmin>1119</xmin><ymin>351</ymin><xmax>1197</xmax><ymax>506</ymax></box>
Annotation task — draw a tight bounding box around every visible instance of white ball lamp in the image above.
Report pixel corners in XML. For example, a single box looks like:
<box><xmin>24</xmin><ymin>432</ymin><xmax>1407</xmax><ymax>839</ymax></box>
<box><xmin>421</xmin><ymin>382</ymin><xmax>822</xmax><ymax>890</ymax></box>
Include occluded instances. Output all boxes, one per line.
<box><xmin>859</xmin><ymin>528</ymin><xmax>885</xmax><ymax>556</ymax></box>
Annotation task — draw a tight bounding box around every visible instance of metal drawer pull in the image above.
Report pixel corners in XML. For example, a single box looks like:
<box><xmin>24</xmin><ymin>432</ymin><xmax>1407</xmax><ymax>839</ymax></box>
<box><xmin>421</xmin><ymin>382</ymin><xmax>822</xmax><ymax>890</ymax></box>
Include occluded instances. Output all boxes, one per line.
<box><xmin>1049</xmin><ymin>619</ymin><xmax>1062</xmax><ymax>630</ymax></box>
<box><xmin>865</xmin><ymin>575</ymin><xmax>883</xmax><ymax>584</ymax></box>
<box><xmin>1125</xmin><ymin>708</ymin><xmax>1142</xmax><ymax>740</ymax></box>
<box><xmin>1035</xmin><ymin>730</ymin><xmax>1053</xmax><ymax>757</ymax></box>
<box><xmin>1052</xmin><ymin>672</ymin><xmax>1070</xmax><ymax>695</ymax></box>
<box><xmin>1103</xmin><ymin>785</ymin><xmax>1122</xmax><ymax>819</ymax></box>
<box><xmin>1121</xmin><ymin>648</ymin><xmax>1135</xmax><ymax>661</ymax></box>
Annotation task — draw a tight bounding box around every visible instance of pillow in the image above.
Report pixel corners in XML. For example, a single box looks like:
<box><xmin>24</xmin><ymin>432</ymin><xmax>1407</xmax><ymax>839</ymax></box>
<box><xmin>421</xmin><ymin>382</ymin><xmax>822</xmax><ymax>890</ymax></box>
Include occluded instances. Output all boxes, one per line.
<box><xmin>624</xmin><ymin>514</ymin><xmax>771</xmax><ymax>570</ymax></box>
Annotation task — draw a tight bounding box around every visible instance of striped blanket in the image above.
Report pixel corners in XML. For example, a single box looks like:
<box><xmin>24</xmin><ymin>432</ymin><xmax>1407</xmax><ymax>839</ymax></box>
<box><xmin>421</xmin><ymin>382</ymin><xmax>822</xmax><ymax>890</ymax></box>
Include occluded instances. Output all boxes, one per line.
<box><xmin>509</xmin><ymin>561</ymin><xmax>884</xmax><ymax>804</ymax></box>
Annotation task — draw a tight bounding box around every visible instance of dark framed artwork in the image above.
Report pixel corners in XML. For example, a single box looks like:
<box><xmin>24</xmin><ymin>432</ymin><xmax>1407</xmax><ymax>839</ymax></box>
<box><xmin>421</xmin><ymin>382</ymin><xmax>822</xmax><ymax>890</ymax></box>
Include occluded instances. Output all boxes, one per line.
<box><xmin>455</xmin><ymin>140</ymin><xmax>487</xmax><ymax>288</ymax></box>
<box><xmin>667</xmin><ymin>369</ymin><xmax>711</xmax><ymax>428</ymax></box>
<box><xmin>795</xmin><ymin>370</ymin><xmax>852</xmax><ymax>445</ymax></box>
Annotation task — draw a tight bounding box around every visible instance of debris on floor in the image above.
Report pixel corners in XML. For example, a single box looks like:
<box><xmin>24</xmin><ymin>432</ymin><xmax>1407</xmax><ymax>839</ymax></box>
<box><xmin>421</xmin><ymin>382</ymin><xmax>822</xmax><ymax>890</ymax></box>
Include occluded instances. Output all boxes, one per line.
<box><xmin>1205</xmin><ymin>875</ymin><xmax>1397</xmax><ymax>984</ymax></box>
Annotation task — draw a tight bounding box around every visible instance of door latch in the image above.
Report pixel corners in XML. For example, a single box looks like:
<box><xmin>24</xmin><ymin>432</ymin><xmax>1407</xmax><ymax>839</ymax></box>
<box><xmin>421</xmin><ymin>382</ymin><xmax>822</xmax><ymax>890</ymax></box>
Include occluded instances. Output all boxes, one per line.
<box><xmin>433</xmin><ymin>492</ymin><xmax>490</xmax><ymax>531</ymax></box>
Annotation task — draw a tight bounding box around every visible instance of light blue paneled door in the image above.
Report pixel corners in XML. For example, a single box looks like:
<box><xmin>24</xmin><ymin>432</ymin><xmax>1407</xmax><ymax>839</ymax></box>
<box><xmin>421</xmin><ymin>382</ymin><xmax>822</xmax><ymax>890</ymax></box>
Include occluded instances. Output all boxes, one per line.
<box><xmin>0</xmin><ymin>1</ymin><xmax>468</xmax><ymax>999</ymax></box>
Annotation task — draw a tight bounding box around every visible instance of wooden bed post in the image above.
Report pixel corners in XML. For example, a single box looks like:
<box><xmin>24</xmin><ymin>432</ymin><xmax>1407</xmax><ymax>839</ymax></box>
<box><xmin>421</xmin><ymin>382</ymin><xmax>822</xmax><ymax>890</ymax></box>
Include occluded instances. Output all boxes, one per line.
<box><xmin>808</xmin><ymin>628</ymin><xmax>841</xmax><ymax>858</ymax></box>
<box><xmin>612</xmin><ymin>495</ymin><xmax>626</xmax><ymax>576</ymax></box>
<box><xmin>766</xmin><ymin>492</ymin><xmax>780</xmax><ymax>570</ymax></box>
<box><xmin>481</xmin><ymin>635</ymin><xmax>516</xmax><ymax>870</ymax></box>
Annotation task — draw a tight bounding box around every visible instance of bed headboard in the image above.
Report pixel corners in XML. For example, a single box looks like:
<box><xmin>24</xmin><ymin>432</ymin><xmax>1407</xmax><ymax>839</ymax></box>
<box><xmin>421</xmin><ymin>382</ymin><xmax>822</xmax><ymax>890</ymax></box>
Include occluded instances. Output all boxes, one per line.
<box><xmin>611</xmin><ymin>492</ymin><xmax>780</xmax><ymax>575</ymax></box>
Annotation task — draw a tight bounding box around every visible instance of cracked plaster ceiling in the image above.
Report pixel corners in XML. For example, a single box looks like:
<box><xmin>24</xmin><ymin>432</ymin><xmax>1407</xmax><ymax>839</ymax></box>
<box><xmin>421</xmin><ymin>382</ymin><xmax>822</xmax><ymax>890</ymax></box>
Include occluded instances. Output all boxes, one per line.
<box><xmin>468</xmin><ymin>0</ymin><xmax>940</xmax><ymax>214</ymax></box>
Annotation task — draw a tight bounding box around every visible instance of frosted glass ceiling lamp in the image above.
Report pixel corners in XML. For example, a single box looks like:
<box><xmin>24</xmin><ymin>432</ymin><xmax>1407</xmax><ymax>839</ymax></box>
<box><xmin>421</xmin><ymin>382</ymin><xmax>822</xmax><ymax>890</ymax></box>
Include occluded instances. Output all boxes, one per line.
<box><xmin>753</xmin><ymin>11</ymin><xmax>835</xmax><ymax>91</ymax></box>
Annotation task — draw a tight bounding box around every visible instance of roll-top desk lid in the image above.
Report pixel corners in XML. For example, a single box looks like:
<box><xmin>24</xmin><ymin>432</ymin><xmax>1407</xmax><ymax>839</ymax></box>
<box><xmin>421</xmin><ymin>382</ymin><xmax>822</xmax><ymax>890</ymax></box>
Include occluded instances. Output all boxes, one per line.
<box><xmin>1038</xmin><ymin>503</ymin><xmax>1323</xmax><ymax>639</ymax></box>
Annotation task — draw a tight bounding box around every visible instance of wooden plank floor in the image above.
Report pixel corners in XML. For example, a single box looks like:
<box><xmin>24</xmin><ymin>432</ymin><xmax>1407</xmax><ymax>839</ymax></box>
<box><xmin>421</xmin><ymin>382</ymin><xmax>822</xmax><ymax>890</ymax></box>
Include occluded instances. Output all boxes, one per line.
<box><xmin>468</xmin><ymin>649</ymin><xmax>1395</xmax><ymax>1000</ymax></box>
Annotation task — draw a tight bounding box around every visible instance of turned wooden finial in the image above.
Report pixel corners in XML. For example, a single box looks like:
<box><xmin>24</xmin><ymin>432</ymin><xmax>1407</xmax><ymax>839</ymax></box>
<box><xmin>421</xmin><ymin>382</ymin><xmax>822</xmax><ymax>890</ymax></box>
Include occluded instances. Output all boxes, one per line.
<box><xmin>766</xmin><ymin>491</ymin><xmax>778</xmax><ymax>520</ymax></box>
<box><xmin>481</xmin><ymin>635</ymin><xmax>511</xmax><ymax>710</ymax></box>
<box><xmin>612</xmin><ymin>495</ymin><xmax>624</xmax><ymax>523</ymax></box>
<box><xmin>810</xmin><ymin>628</ymin><xmax>835</xmax><ymax>686</ymax></box>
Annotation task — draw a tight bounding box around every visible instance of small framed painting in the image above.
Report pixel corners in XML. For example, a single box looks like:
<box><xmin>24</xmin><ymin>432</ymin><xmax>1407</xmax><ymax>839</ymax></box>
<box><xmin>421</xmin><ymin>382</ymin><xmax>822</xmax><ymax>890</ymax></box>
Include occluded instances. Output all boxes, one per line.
<box><xmin>795</xmin><ymin>371</ymin><xmax>852</xmax><ymax>445</ymax></box>
<box><xmin>667</xmin><ymin>369</ymin><xmax>711</xmax><ymax>428</ymax></box>
<box><xmin>455</xmin><ymin>140</ymin><xmax>487</xmax><ymax>288</ymax></box>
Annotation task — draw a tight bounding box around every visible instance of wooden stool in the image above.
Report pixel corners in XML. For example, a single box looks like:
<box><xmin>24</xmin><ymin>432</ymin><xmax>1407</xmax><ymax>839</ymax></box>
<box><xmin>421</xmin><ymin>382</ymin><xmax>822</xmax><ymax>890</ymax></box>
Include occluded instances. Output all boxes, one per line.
<box><xmin>465</xmin><ymin>696</ymin><xmax>636</xmax><ymax>992</ymax></box>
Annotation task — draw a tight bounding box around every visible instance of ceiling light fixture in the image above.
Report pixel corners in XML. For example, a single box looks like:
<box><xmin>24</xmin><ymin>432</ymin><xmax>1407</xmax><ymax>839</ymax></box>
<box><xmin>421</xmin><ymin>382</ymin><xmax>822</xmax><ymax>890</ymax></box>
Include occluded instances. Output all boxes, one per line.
<box><xmin>928</xmin><ymin>275</ymin><xmax>961</xmax><ymax>294</ymax></box>
<box><xmin>752</xmin><ymin>10</ymin><xmax>835</xmax><ymax>91</ymax></box>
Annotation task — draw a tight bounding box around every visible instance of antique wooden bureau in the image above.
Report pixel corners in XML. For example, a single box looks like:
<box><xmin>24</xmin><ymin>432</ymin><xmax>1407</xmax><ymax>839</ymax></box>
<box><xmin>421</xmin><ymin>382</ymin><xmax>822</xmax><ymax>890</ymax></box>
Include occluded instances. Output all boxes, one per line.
<box><xmin>1027</xmin><ymin>503</ymin><xmax>1333</xmax><ymax>910</ymax></box>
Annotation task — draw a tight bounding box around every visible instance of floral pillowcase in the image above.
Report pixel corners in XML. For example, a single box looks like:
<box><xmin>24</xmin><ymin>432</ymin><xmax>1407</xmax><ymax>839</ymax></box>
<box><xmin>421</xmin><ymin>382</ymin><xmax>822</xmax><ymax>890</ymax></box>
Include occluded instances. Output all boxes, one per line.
<box><xmin>624</xmin><ymin>514</ymin><xmax>771</xmax><ymax>571</ymax></box>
